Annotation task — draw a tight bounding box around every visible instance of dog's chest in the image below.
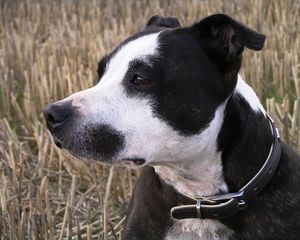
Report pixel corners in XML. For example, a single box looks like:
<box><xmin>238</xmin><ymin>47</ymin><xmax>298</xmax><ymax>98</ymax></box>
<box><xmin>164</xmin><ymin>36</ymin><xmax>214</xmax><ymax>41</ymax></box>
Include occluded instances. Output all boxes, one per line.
<box><xmin>164</xmin><ymin>219</ymin><xmax>232</xmax><ymax>240</ymax></box>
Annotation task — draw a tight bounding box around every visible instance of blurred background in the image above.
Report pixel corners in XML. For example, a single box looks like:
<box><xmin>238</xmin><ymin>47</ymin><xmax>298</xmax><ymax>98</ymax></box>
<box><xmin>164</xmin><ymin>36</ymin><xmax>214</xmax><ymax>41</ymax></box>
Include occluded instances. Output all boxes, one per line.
<box><xmin>0</xmin><ymin>0</ymin><xmax>299</xmax><ymax>239</ymax></box>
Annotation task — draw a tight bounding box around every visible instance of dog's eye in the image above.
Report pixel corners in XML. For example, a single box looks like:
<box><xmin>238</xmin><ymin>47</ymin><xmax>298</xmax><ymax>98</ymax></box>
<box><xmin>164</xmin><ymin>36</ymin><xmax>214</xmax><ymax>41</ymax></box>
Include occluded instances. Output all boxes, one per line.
<box><xmin>132</xmin><ymin>75</ymin><xmax>151</xmax><ymax>86</ymax></box>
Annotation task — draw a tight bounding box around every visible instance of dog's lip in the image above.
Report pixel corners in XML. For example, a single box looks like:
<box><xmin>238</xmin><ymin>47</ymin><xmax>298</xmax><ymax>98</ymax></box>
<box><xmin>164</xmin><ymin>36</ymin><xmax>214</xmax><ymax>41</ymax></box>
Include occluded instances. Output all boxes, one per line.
<box><xmin>120</xmin><ymin>158</ymin><xmax>146</xmax><ymax>166</ymax></box>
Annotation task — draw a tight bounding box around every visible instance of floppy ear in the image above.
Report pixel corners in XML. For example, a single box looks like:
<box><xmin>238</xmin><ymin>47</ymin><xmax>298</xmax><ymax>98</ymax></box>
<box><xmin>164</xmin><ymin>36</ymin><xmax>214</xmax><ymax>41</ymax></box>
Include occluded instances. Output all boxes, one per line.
<box><xmin>190</xmin><ymin>14</ymin><xmax>266</xmax><ymax>62</ymax></box>
<box><xmin>146</xmin><ymin>15</ymin><xmax>181</xmax><ymax>29</ymax></box>
<box><xmin>189</xmin><ymin>14</ymin><xmax>266</xmax><ymax>93</ymax></box>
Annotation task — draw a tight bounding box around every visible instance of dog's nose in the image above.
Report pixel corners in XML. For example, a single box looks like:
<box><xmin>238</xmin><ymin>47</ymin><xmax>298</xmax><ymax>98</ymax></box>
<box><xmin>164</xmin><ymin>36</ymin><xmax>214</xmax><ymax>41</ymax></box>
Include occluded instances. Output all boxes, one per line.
<box><xmin>43</xmin><ymin>102</ymin><xmax>72</xmax><ymax>131</ymax></box>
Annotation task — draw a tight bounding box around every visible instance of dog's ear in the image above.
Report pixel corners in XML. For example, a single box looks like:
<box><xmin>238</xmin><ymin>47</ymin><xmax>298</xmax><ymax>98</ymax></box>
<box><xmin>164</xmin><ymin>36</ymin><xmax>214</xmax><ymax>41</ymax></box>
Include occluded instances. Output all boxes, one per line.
<box><xmin>189</xmin><ymin>14</ymin><xmax>265</xmax><ymax>93</ymax></box>
<box><xmin>146</xmin><ymin>15</ymin><xmax>181</xmax><ymax>29</ymax></box>
<box><xmin>190</xmin><ymin>14</ymin><xmax>266</xmax><ymax>62</ymax></box>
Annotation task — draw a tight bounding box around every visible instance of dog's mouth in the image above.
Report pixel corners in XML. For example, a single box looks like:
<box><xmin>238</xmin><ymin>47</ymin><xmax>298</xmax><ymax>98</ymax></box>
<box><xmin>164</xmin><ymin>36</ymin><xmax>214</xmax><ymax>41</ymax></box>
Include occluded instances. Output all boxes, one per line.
<box><xmin>120</xmin><ymin>158</ymin><xmax>146</xmax><ymax>167</ymax></box>
<box><xmin>52</xmin><ymin>136</ymin><xmax>146</xmax><ymax>167</ymax></box>
<box><xmin>49</xmin><ymin>131</ymin><xmax>146</xmax><ymax>167</ymax></box>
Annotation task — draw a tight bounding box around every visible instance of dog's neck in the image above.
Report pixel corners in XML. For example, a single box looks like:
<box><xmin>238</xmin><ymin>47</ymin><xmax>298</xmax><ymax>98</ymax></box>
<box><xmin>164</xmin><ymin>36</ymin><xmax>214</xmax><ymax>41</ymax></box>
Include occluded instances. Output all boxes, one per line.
<box><xmin>154</xmin><ymin>102</ymin><xmax>228</xmax><ymax>198</ymax></box>
<box><xmin>154</xmin><ymin>76</ymin><xmax>273</xmax><ymax>199</ymax></box>
<box><xmin>219</xmin><ymin>78</ymin><xmax>273</xmax><ymax>192</ymax></box>
<box><xmin>154</xmin><ymin>151</ymin><xmax>227</xmax><ymax>198</ymax></box>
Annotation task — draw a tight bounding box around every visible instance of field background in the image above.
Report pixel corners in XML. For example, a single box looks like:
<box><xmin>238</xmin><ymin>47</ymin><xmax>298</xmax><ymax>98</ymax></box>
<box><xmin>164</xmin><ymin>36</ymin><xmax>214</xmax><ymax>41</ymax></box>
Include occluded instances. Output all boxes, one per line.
<box><xmin>0</xmin><ymin>0</ymin><xmax>299</xmax><ymax>239</ymax></box>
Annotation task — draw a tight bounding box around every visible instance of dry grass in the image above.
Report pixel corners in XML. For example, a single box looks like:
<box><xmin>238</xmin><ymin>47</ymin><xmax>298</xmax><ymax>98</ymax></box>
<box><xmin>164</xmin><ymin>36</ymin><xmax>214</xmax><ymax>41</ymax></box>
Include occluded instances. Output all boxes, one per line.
<box><xmin>0</xmin><ymin>0</ymin><xmax>299</xmax><ymax>239</ymax></box>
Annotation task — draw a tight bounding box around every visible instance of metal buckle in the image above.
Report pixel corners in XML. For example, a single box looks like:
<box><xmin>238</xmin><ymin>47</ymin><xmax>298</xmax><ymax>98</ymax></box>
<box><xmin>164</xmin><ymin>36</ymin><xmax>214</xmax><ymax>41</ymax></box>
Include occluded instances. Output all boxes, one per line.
<box><xmin>196</xmin><ymin>191</ymin><xmax>247</xmax><ymax>210</ymax></box>
<box><xmin>196</xmin><ymin>198</ymin><xmax>202</xmax><ymax>218</ymax></box>
<box><xmin>192</xmin><ymin>191</ymin><xmax>247</xmax><ymax>219</ymax></box>
<box><xmin>206</xmin><ymin>191</ymin><xmax>244</xmax><ymax>202</ymax></box>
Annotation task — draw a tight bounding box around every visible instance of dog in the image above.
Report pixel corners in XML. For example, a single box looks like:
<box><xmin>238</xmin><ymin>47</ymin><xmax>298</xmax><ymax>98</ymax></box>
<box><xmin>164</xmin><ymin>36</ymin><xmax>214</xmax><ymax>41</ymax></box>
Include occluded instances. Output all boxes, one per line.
<box><xmin>44</xmin><ymin>14</ymin><xmax>300</xmax><ymax>240</ymax></box>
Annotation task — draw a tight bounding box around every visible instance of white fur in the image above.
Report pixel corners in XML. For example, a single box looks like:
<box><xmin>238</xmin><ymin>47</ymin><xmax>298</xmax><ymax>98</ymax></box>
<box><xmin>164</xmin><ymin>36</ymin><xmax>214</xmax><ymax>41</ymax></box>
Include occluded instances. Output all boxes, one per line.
<box><xmin>165</xmin><ymin>219</ymin><xmax>232</xmax><ymax>240</ymax></box>
<box><xmin>235</xmin><ymin>75</ymin><xmax>266</xmax><ymax>114</ymax></box>
<box><xmin>153</xmin><ymin>102</ymin><xmax>228</xmax><ymax>197</ymax></box>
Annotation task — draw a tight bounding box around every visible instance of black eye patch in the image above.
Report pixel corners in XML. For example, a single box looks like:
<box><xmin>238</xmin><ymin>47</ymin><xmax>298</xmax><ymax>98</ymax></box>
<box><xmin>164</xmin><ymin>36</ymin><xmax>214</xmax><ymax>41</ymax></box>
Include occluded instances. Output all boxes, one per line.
<box><xmin>122</xmin><ymin>57</ymin><xmax>163</xmax><ymax>97</ymax></box>
<box><xmin>123</xmin><ymin>59</ymin><xmax>150</xmax><ymax>83</ymax></box>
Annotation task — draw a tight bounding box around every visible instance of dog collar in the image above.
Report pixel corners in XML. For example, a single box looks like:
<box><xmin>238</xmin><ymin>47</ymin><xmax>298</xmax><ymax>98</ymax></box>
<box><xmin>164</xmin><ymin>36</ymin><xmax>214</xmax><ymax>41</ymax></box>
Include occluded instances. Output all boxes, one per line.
<box><xmin>171</xmin><ymin>114</ymin><xmax>281</xmax><ymax>220</ymax></box>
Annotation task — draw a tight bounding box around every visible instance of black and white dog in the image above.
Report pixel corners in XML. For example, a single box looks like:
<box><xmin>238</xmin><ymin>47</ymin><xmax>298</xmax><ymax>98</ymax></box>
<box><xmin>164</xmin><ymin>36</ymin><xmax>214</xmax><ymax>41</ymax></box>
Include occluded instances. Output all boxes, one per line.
<box><xmin>44</xmin><ymin>14</ymin><xmax>300</xmax><ymax>240</ymax></box>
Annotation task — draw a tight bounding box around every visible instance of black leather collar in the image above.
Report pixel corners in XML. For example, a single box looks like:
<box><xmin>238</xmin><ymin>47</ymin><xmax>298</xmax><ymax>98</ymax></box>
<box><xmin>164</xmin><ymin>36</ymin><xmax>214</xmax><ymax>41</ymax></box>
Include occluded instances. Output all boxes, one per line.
<box><xmin>171</xmin><ymin>114</ymin><xmax>281</xmax><ymax>220</ymax></box>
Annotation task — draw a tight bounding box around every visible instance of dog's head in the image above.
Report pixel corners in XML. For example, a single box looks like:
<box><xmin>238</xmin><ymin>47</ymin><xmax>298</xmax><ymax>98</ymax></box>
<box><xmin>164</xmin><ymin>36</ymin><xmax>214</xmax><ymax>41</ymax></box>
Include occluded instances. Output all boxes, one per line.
<box><xmin>44</xmin><ymin>14</ymin><xmax>265</xmax><ymax>168</ymax></box>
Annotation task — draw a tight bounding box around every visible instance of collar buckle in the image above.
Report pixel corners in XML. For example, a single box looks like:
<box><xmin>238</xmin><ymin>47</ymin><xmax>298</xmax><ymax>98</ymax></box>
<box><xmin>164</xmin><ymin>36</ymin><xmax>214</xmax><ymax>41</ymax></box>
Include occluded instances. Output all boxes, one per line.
<box><xmin>205</xmin><ymin>191</ymin><xmax>247</xmax><ymax>211</ymax></box>
<box><xmin>203</xmin><ymin>191</ymin><xmax>244</xmax><ymax>202</ymax></box>
<box><xmin>193</xmin><ymin>191</ymin><xmax>247</xmax><ymax>219</ymax></box>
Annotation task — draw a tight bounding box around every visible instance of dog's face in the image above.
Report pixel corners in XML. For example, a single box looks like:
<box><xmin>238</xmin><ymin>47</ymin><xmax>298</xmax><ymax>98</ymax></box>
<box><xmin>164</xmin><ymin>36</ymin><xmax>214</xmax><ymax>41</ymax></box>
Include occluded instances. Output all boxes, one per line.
<box><xmin>44</xmin><ymin>15</ymin><xmax>265</xmax><ymax>168</ymax></box>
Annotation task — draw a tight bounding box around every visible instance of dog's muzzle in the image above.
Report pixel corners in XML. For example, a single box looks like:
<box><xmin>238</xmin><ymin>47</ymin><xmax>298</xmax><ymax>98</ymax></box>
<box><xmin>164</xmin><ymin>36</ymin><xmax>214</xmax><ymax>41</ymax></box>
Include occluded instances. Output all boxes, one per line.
<box><xmin>43</xmin><ymin>101</ymin><xmax>125</xmax><ymax>161</ymax></box>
